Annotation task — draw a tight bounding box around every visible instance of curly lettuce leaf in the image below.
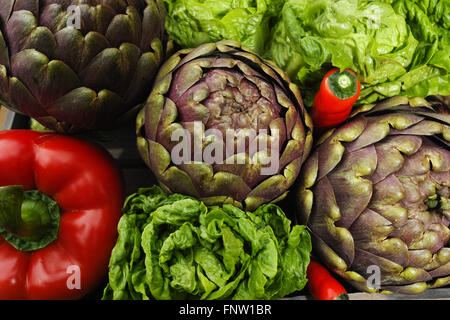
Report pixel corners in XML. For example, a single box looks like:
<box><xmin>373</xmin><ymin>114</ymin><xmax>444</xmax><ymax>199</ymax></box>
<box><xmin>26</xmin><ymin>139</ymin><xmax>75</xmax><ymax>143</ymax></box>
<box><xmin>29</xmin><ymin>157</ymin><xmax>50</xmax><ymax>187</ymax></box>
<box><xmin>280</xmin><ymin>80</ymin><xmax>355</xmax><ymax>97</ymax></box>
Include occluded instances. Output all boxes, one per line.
<box><xmin>267</xmin><ymin>0</ymin><xmax>449</xmax><ymax>106</ymax></box>
<box><xmin>102</xmin><ymin>187</ymin><xmax>311</xmax><ymax>300</ymax></box>
<box><xmin>102</xmin><ymin>186</ymin><xmax>190</xmax><ymax>300</ymax></box>
<box><xmin>164</xmin><ymin>0</ymin><xmax>282</xmax><ymax>53</ymax></box>
<box><xmin>164</xmin><ymin>0</ymin><xmax>449</xmax><ymax>106</ymax></box>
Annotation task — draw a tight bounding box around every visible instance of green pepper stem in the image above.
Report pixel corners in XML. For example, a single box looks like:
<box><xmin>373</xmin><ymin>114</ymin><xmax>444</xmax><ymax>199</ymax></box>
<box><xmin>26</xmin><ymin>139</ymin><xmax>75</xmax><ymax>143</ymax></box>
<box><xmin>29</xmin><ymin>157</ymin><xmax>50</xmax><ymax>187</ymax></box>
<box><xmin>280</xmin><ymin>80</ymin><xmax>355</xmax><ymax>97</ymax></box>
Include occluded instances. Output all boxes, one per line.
<box><xmin>337</xmin><ymin>74</ymin><xmax>352</xmax><ymax>89</ymax></box>
<box><xmin>0</xmin><ymin>186</ymin><xmax>60</xmax><ymax>251</ymax></box>
<box><xmin>327</xmin><ymin>70</ymin><xmax>358</xmax><ymax>100</ymax></box>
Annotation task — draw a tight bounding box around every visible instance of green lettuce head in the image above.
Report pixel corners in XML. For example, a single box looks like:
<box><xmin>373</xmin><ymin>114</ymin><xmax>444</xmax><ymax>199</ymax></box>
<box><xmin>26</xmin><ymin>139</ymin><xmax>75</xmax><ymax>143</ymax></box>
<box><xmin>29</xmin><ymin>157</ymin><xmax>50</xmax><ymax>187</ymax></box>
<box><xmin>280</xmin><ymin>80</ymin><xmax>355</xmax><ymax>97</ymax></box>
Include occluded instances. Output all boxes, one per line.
<box><xmin>267</xmin><ymin>0</ymin><xmax>450</xmax><ymax>105</ymax></box>
<box><xmin>103</xmin><ymin>186</ymin><xmax>311</xmax><ymax>300</ymax></box>
<box><xmin>163</xmin><ymin>0</ymin><xmax>449</xmax><ymax>107</ymax></box>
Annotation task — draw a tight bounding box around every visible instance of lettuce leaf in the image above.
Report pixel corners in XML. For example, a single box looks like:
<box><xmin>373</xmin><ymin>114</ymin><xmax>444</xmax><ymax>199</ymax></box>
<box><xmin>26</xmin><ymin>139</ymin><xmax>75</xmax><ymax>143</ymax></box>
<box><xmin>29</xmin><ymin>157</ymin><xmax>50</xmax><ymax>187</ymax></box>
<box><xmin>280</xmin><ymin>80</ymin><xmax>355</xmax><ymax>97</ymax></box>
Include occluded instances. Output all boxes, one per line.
<box><xmin>164</xmin><ymin>0</ymin><xmax>449</xmax><ymax>107</ymax></box>
<box><xmin>164</xmin><ymin>0</ymin><xmax>282</xmax><ymax>54</ymax></box>
<box><xmin>102</xmin><ymin>186</ymin><xmax>311</xmax><ymax>300</ymax></box>
<box><xmin>267</xmin><ymin>0</ymin><xmax>450</xmax><ymax>106</ymax></box>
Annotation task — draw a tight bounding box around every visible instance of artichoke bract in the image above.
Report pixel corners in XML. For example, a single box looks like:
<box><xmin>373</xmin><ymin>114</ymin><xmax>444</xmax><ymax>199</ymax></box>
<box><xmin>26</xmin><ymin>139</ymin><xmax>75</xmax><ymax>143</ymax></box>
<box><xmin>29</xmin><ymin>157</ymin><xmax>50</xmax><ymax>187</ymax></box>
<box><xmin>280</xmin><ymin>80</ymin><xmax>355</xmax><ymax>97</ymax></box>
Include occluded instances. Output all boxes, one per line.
<box><xmin>0</xmin><ymin>0</ymin><xmax>170</xmax><ymax>132</ymax></box>
<box><xmin>137</xmin><ymin>40</ymin><xmax>313</xmax><ymax>212</ymax></box>
<box><xmin>296</xmin><ymin>95</ymin><xmax>450</xmax><ymax>294</ymax></box>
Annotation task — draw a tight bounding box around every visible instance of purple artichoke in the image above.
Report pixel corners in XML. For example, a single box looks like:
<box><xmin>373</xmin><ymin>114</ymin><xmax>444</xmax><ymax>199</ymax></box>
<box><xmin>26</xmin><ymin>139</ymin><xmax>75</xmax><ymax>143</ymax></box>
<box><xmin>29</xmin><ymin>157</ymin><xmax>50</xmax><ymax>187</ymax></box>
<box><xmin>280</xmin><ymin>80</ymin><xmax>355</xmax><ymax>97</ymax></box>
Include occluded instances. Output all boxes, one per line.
<box><xmin>0</xmin><ymin>0</ymin><xmax>171</xmax><ymax>132</ymax></box>
<box><xmin>296</xmin><ymin>95</ymin><xmax>450</xmax><ymax>294</ymax></box>
<box><xmin>137</xmin><ymin>40</ymin><xmax>313</xmax><ymax>211</ymax></box>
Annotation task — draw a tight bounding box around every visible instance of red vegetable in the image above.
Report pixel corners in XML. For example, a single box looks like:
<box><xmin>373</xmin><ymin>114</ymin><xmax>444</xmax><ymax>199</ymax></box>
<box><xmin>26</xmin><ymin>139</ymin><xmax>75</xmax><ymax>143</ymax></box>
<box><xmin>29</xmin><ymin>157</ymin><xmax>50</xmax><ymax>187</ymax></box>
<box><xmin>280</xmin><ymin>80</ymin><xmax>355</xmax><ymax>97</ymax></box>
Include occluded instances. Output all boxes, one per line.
<box><xmin>307</xmin><ymin>260</ymin><xmax>348</xmax><ymax>300</ymax></box>
<box><xmin>0</xmin><ymin>130</ymin><xmax>123</xmax><ymax>300</ymax></box>
<box><xmin>311</xmin><ymin>68</ymin><xmax>361</xmax><ymax>131</ymax></box>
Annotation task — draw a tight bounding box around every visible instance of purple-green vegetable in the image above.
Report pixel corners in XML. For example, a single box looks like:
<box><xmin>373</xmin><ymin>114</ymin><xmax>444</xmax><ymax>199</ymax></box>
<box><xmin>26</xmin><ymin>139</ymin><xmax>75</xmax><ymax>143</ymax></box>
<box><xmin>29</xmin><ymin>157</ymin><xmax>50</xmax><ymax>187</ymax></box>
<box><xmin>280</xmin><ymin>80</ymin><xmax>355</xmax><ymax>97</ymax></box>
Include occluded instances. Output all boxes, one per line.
<box><xmin>296</xmin><ymin>95</ymin><xmax>450</xmax><ymax>294</ymax></box>
<box><xmin>0</xmin><ymin>0</ymin><xmax>171</xmax><ymax>132</ymax></box>
<box><xmin>137</xmin><ymin>40</ymin><xmax>313</xmax><ymax>211</ymax></box>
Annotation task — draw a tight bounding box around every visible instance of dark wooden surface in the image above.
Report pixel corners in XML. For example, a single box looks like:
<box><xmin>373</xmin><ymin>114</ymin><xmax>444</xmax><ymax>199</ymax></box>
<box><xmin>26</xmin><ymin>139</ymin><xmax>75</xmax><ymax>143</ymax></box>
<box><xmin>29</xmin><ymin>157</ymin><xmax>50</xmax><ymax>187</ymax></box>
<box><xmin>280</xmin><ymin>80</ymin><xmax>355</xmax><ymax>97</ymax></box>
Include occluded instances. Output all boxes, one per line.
<box><xmin>2</xmin><ymin>110</ymin><xmax>449</xmax><ymax>301</ymax></box>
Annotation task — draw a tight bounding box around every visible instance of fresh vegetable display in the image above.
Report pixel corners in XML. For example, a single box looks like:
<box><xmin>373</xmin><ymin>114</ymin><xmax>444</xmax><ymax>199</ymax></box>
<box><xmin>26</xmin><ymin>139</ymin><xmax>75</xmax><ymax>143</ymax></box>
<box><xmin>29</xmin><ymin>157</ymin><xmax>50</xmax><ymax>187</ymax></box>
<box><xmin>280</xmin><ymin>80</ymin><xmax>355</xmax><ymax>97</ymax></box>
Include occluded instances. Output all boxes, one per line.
<box><xmin>164</xmin><ymin>0</ymin><xmax>450</xmax><ymax>106</ymax></box>
<box><xmin>0</xmin><ymin>130</ymin><xmax>123</xmax><ymax>299</ymax></box>
<box><xmin>0</xmin><ymin>0</ymin><xmax>448</xmax><ymax>303</ymax></box>
<box><xmin>0</xmin><ymin>0</ymin><xmax>171</xmax><ymax>133</ymax></box>
<box><xmin>102</xmin><ymin>186</ymin><xmax>311</xmax><ymax>300</ymax></box>
<box><xmin>296</xmin><ymin>95</ymin><xmax>450</xmax><ymax>294</ymax></box>
<box><xmin>311</xmin><ymin>68</ymin><xmax>361</xmax><ymax>132</ymax></box>
<box><xmin>136</xmin><ymin>40</ymin><xmax>313</xmax><ymax>211</ymax></box>
<box><xmin>307</xmin><ymin>260</ymin><xmax>348</xmax><ymax>300</ymax></box>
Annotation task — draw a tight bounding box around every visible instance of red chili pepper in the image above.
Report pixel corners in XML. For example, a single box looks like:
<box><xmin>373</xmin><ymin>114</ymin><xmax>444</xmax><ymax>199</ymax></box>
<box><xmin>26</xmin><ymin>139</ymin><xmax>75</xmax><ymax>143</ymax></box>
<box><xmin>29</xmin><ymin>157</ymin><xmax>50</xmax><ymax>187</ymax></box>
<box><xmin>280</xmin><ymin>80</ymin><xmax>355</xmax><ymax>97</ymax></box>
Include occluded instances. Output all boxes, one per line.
<box><xmin>311</xmin><ymin>68</ymin><xmax>361</xmax><ymax>131</ymax></box>
<box><xmin>307</xmin><ymin>260</ymin><xmax>349</xmax><ymax>300</ymax></box>
<box><xmin>0</xmin><ymin>130</ymin><xmax>123</xmax><ymax>300</ymax></box>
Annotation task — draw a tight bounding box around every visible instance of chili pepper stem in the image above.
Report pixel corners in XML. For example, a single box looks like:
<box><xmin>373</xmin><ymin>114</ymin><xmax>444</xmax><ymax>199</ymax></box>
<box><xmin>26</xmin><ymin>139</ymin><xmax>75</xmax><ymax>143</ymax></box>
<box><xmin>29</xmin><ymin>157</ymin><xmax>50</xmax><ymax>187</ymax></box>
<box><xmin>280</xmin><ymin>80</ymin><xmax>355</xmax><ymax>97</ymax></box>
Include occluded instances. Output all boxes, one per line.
<box><xmin>337</xmin><ymin>74</ymin><xmax>352</xmax><ymax>89</ymax></box>
<box><xmin>0</xmin><ymin>186</ymin><xmax>60</xmax><ymax>251</ymax></box>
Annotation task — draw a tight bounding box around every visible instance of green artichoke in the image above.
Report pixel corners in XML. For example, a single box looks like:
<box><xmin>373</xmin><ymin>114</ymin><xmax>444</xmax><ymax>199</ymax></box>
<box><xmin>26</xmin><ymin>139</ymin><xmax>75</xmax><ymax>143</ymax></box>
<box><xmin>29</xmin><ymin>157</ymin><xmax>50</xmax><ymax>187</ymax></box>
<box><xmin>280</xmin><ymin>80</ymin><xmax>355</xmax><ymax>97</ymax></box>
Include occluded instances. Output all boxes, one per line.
<box><xmin>0</xmin><ymin>0</ymin><xmax>170</xmax><ymax>132</ymax></box>
<box><xmin>137</xmin><ymin>40</ymin><xmax>313</xmax><ymax>211</ymax></box>
<box><xmin>296</xmin><ymin>95</ymin><xmax>450</xmax><ymax>294</ymax></box>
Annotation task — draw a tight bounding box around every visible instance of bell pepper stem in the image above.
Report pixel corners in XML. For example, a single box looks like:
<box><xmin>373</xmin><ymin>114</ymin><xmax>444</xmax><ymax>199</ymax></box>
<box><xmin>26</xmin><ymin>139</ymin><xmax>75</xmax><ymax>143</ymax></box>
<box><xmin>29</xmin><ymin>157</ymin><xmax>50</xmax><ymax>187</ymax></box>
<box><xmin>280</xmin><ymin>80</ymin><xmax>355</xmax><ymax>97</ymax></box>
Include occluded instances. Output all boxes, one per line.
<box><xmin>0</xmin><ymin>186</ymin><xmax>60</xmax><ymax>251</ymax></box>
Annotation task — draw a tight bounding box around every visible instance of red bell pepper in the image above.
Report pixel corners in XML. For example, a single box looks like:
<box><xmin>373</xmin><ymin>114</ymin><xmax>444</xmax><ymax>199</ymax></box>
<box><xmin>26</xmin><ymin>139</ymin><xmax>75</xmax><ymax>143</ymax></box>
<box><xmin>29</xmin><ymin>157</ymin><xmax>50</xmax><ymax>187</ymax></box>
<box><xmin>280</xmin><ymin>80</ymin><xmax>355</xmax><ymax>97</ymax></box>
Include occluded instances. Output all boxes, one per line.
<box><xmin>311</xmin><ymin>68</ymin><xmax>361</xmax><ymax>132</ymax></box>
<box><xmin>0</xmin><ymin>130</ymin><xmax>123</xmax><ymax>300</ymax></box>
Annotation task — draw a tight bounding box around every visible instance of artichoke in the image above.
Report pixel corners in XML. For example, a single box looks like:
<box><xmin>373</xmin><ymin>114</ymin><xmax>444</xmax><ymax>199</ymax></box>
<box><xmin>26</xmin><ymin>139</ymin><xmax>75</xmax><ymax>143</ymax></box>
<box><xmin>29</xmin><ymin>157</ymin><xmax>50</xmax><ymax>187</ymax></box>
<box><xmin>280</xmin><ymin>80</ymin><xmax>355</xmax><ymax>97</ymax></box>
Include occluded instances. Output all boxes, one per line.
<box><xmin>296</xmin><ymin>95</ymin><xmax>450</xmax><ymax>294</ymax></box>
<box><xmin>0</xmin><ymin>0</ymin><xmax>170</xmax><ymax>132</ymax></box>
<box><xmin>137</xmin><ymin>40</ymin><xmax>313</xmax><ymax>211</ymax></box>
